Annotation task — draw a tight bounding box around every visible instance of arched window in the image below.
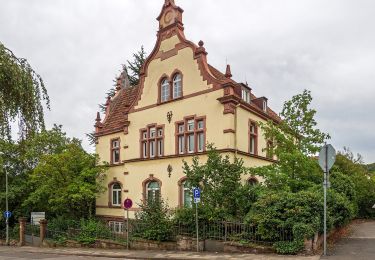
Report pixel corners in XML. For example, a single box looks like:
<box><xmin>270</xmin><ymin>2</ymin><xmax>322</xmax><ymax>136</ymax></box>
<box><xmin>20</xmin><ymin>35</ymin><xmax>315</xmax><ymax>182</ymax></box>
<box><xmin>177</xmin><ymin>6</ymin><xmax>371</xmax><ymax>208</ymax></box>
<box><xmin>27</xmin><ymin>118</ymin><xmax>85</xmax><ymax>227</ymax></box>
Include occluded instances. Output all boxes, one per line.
<box><xmin>182</xmin><ymin>180</ymin><xmax>192</xmax><ymax>207</ymax></box>
<box><xmin>147</xmin><ymin>181</ymin><xmax>160</xmax><ymax>202</ymax></box>
<box><xmin>248</xmin><ymin>177</ymin><xmax>259</xmax><ymax>186</ymax></box>
<box><xmin>112</xmin><ymin>183</ymin><xmax>122</xmax><ymax>206</ymax></box>
<box><xmin>173</xmin><ymin>73</ymin><xmax>182</xmax><ymax>99</ymax></box>
<box><xmin>160</xmin><ymin>78</ymin><xmax>170</xmax><ymax>102</ymax></box>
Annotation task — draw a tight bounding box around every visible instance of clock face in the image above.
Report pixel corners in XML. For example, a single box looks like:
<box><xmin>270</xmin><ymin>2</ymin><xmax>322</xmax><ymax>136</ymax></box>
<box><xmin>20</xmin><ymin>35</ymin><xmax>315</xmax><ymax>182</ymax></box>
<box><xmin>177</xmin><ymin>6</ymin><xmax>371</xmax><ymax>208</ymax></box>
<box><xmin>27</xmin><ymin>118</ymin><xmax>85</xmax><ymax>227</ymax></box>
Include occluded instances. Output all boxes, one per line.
<box><xmin>164</xmin><ymin>10</ymin><xmax>174</xmax><ymax>24</ymax></box>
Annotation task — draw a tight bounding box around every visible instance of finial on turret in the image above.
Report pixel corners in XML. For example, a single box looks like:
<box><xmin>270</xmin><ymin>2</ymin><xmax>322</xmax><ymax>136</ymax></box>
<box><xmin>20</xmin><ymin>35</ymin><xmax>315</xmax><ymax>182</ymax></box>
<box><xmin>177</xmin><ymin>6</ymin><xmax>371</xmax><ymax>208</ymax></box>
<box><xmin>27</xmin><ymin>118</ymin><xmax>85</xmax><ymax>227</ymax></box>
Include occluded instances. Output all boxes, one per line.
<box><xmin>225</xmin><ymin>64</ymin><xmax>232</xmax><ymax>79</ymax></box>
<box><xmin>95</xmin><ymin>112</ymin><xmax>101</xmax><ymax>122</ymax></box>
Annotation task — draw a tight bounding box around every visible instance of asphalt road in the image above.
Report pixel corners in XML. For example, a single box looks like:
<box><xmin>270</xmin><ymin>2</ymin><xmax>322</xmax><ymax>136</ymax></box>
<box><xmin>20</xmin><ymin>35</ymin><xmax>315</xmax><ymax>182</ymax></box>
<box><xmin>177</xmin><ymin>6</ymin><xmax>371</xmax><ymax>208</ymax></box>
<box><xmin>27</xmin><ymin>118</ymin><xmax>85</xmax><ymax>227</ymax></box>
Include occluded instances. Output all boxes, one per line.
<box><xmin>321</xmin><ymin>220</ymin><xmax>375</xmax><ymax>260</ymax></box>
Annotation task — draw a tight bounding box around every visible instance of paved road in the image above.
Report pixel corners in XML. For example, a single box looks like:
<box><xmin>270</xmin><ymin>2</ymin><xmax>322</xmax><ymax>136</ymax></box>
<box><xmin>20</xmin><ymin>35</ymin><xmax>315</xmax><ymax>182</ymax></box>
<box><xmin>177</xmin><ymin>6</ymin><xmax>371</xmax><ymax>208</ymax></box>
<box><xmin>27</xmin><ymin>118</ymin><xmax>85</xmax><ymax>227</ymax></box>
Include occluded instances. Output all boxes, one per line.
<box><xmin>321</xmin><ymin>220</ymin><xmax>375</xmax><ymax>260</ymax></box>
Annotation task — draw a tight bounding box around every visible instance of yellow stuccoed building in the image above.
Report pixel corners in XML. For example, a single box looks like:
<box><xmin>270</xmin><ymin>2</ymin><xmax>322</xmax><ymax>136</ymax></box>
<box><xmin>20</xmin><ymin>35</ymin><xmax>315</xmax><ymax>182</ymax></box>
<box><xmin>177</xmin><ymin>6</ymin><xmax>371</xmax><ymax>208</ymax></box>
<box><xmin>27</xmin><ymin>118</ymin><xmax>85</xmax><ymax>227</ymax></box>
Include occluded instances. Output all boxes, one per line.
<box><xmin>94</xmin><ymin>0</ymin><xmax>280</xmax><ymax>231</ymax></box>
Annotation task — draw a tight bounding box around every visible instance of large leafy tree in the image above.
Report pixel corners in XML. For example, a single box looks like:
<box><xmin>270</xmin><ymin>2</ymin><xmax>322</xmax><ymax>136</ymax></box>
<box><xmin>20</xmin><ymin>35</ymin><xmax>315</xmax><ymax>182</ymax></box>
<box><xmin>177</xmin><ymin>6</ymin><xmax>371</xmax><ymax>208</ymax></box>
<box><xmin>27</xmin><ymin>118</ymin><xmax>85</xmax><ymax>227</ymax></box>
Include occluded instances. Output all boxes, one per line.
<box><xmin>0</xmin><ymin>126</ymin><xmax>107</xmax><ymax>224</ymax></box>
<box><xmin>22</xmin><ymin>138</ymin><xmax>107</xmax><ymax>219</ymax></box>
<box><xmin>253</xmin><ymin>90</ymin><xmax>330</xmax><ymax>192</ymax></box>
<box><xmin>182</xmin><ymin>145</ymin><xmax>254</xmax><ymax>220</ymax></box>
<box><xmin>0</xmin><ymin>42</ymin><xmax>49</xmax><ymax>139</ymax></box>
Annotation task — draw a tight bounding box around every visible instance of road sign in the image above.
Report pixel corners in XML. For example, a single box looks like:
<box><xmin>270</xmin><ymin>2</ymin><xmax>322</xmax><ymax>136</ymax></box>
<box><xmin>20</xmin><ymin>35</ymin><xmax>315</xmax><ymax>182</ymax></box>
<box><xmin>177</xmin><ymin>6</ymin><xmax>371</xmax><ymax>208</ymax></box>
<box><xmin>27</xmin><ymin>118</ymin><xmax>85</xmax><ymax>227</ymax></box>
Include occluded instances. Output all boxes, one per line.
<box><xmin>372</xmin><ymin>204</ymin><xmax>375</xmax><ymax>209</ymax></box>
<box><xmin>193</xmin><ymin>188</ymin><xmax>201</xmax><ymax>204</ymax></box>
<box><xmin>3</xmin><ymin>211</ymin><xmax>11</xmax><ymax>219</ymax></box>
<box><xmin>123</xmin><ymin>198</ymin><xmax>133</xmax><ymax>209</ymax></box>
<box><xmin>31</xmin><ymin>212</ymin><xmax>45</xmax><ymax>225</ymax></box>
<box><xmin>319</xmin><ymin>144</ymin><xmax>336</xmax><ymax>172</ymax></box>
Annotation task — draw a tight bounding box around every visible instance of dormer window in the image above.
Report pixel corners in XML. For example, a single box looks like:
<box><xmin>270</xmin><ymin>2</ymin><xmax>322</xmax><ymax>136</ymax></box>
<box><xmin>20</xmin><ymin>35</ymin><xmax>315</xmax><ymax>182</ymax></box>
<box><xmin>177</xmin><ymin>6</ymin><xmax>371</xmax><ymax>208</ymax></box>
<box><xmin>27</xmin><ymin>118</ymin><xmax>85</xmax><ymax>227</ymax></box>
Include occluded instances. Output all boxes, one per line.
<box><xmin>241</xmin><ymin>88</ymin><xmax>250</xmax><ymax>103</ymax></box>
<box><xmin>161</xmin><ymin>78</ymin><xmax>170</xmax><ymax>102</ymax></box>
<box><xmin>262</xmin><ymin>100</ymin><xmax>267</xmax><ymax>112</ymax></box>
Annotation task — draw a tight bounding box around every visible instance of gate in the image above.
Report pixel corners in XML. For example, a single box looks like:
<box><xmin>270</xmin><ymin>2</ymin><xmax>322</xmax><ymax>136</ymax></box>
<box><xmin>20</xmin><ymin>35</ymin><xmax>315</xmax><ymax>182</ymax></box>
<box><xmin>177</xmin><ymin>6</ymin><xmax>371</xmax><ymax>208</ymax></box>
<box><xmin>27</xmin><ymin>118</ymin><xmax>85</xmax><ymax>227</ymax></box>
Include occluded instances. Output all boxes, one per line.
<box><xmin>25</xmin><ymin>223</ymin><xmax>40</xmax><ymax>246</ymax></box>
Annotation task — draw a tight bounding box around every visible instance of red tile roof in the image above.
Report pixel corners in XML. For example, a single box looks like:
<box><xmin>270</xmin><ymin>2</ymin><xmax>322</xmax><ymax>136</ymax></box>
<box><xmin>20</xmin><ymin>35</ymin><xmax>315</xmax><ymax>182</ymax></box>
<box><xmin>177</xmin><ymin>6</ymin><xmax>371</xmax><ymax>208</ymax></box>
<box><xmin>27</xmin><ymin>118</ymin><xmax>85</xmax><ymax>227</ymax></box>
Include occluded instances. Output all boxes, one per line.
<box><xmin>98</xmin><ymin>85</ymin><xmax>138</xmax><ymax>135</ymax></box>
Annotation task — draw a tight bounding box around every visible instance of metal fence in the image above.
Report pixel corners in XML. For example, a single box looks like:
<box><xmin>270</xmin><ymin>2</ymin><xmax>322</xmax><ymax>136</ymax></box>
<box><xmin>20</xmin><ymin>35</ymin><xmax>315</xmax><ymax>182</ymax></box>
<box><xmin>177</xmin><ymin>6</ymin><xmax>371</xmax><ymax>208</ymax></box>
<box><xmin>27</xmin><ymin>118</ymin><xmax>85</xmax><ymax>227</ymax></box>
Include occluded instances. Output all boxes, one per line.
<box><xmin>44</xmin><ymin>220</ymin><xmax>293</xmax><ymax>246</ymax></box>
<box><xmin>127</xmin><ymin>220</ymin><xmax>293</xmax><ymax>245</ymax></box>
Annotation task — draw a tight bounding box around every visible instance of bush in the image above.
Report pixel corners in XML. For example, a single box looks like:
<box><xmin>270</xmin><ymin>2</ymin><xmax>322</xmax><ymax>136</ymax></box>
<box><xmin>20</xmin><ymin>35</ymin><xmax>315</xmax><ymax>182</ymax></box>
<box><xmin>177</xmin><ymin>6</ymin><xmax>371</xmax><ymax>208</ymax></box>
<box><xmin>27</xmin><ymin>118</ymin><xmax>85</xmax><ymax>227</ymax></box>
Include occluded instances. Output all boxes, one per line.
<box><xmin>274</xmin><ymin>240</ymin><xmax>304</xmax><ymax>255</ymax></box>
<box><xmin>75</xmin><ymin>219</ymin><xmax>111</xmax><ymax>245</ymax></box>
<box><xmin>246</xmin><ymin>189</ymin><xmax>322</xmax><ymax>242</ymax></box>
<box><xmin>135</xmin><ymin>198</ymin><xmax>173</xmax><ymax>242</ymax></box>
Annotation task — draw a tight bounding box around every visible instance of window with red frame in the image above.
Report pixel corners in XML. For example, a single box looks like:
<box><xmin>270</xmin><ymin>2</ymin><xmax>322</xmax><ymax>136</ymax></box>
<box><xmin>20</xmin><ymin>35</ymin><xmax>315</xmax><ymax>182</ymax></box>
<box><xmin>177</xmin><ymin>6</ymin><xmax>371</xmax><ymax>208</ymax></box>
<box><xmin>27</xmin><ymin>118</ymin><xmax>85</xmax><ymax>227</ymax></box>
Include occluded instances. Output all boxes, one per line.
<box><xmin>141</xmin><ymin>125</ymin><xmax>164</xmax><ymax>159</ymax></box>
<box><xmin>111</xmin><ymin>139</ymin><xmax>120</xmax><ymax>164</ymax></box>
<box><xmin>176</xmin><ymin>117</ymin><xmax>205</xmax><ymax>154</ymax></box>
<box><xmin>249</xmin><ymin>121</ymin><xmax>258</xmax><ymax>155</ymax></box>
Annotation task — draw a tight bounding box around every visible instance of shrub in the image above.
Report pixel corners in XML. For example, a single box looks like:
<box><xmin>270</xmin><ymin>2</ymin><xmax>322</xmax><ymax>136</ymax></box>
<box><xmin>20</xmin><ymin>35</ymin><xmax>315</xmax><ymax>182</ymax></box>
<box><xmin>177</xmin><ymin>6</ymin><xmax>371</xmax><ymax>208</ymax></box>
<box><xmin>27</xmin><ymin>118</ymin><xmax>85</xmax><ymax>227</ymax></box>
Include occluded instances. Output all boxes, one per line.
<box><xmin>274</xmin><ymin>240</ymin><xmax>304</xmax><ymax>255</ymax></box>
<box><xmin>135</xmin><ymin>198</ymin><xmax>173</xmax><ymax>242</ymax></box>
<box><xmin>75</xmin><ymin>219</ymin><xmax>111</xmax><ymax>245</ymax></box>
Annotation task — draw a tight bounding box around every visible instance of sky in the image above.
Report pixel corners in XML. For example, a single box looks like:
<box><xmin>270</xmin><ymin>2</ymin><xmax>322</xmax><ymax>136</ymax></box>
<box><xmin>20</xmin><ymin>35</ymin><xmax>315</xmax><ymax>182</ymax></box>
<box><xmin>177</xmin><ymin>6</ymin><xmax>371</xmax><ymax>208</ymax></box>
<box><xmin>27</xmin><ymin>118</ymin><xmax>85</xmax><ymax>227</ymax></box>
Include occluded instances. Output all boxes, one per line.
<box><xmin>0</xmin><ymin>0</ymin><xmax>374</xmax><ymax>162</ymax></box>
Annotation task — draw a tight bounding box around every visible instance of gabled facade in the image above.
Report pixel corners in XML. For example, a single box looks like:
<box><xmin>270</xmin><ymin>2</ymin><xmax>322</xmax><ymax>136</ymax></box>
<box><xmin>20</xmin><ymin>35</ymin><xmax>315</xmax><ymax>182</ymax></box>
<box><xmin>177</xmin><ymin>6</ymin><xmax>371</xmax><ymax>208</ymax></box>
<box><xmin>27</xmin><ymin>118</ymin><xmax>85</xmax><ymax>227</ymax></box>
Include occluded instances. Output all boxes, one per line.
<box><xmin>94</xmin><ymin>0</ymin><xmax>280</xmax><ymax>227</ymax></box>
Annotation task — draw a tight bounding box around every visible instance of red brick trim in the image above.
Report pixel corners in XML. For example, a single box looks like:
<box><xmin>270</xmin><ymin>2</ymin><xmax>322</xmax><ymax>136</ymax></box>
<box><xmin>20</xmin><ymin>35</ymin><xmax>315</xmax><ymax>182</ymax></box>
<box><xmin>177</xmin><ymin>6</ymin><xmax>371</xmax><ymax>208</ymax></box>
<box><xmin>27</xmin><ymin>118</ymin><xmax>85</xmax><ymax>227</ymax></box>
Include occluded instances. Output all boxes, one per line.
<box><xmin>122</xmin><ymin>148</ymin><xmax>277</xmax><ymax>164</ymax></box>
<box><xmin>177</xmin><ymin>176</ymin><xmax>188</xmax><ymax>207</ymax></box>
<box><xmin>247</xmin><ymin>176</ymin><xmax>259</xmax><ymax>185</ymax></box>
<box><xmin>223</xmin><ymin>129</ymin><xmax>236</xmax><ymax>134</ymax></box>
<box><xmin>140</xmin><ymin>124</ymin><xmax>165</xmax><ymax>159</ymax></box>
<box><xmin>175</xmin><ymin>115</ymin><xmax>206</xmax><ymax>155</ymax></box>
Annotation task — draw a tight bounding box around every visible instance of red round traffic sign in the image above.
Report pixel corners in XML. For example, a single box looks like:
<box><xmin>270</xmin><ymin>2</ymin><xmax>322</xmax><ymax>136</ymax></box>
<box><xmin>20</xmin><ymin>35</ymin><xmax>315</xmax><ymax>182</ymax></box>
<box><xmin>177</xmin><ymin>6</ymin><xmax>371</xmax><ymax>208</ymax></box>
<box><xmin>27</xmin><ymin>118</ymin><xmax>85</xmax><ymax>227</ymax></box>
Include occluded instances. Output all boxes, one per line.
<box><xmin>124</xmin><ymin>198</ymin><xmax>133</xmax><ymax>209</ymax></box>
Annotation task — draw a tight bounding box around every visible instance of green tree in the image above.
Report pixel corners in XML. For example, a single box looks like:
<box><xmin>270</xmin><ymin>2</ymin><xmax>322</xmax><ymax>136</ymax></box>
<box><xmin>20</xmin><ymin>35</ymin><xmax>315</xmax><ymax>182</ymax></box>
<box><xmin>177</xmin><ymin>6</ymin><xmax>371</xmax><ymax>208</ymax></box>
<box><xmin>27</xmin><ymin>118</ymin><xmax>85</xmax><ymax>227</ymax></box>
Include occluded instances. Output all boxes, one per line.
<box><xmin>182</xmin><ymin>145</ymin><xmax>251</xmax><ymax>220</ymax></box>
<box><xmin>22</xmin><ymin>141</ymin><xmax>107</xmax><ymax>219</ymax></box>
<box><xmin>252</xmin><ymin>90</ymin><xmax>330</xmax><ymax>192</ymax></box>
<box><xmin>98</xmin><ymin>46</ymin><xmax>146</xmax><ymax>112</ymax></box>
<box><xmin>0</xmin><ymin>42</ymin><xmax>50</xmax><ymax>139</ymax></box>
<box><xmin>333</xmin><ymin>151</ymin><xmax>375</xmax><ymax>218</ymax></box>
<box><xmin>135</xmin><ymin>198</ymin><xmax>173</xmax><ymax>241</ymax></box>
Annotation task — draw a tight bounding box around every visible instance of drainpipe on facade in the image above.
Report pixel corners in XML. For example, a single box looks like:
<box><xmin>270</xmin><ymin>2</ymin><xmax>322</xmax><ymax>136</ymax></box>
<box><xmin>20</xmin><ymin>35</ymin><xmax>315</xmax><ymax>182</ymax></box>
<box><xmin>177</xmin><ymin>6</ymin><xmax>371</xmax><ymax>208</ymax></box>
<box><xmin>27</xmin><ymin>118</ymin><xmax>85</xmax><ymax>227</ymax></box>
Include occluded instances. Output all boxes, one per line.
<box><xmin>234</xmin><ymin>103</ymin><xmax>240</xmax><ymax>158</ymax></box>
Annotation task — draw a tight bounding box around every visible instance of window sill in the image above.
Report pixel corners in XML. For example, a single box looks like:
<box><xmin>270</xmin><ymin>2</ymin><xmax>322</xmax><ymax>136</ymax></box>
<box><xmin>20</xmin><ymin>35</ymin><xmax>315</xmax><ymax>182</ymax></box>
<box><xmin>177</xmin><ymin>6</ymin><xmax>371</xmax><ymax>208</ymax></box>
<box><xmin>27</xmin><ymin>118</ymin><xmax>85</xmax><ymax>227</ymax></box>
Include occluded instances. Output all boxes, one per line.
<box><xmin>158</xmin><ymin>97</ymin><xmax>183</xmax><ymax>105</ymax></box>
<box><xmin>109</xmin><ymin>162</ymin><xmax>125</xmax><ymax>167</ymax></box>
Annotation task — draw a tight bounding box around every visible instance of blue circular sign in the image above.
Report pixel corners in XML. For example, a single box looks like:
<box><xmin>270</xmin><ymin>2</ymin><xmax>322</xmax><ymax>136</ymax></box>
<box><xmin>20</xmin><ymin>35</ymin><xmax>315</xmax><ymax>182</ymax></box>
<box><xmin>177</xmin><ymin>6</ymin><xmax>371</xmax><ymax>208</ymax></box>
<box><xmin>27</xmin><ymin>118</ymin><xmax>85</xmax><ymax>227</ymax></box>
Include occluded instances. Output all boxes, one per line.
<box><xmin>3</xmin><ymin>211</ymin><xmax>12</xmax><ymax>219</ymax></box>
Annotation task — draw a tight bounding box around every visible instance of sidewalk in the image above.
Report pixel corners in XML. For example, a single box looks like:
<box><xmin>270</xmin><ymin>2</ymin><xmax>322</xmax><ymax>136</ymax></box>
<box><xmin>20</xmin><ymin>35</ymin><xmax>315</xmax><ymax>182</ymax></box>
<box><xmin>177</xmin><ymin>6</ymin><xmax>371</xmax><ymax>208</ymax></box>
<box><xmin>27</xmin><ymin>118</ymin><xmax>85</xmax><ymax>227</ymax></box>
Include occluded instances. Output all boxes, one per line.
<box><xmin>0</xmin><ymin>246</ymin><xmax>321</xmax><ymax>260</ymax></box>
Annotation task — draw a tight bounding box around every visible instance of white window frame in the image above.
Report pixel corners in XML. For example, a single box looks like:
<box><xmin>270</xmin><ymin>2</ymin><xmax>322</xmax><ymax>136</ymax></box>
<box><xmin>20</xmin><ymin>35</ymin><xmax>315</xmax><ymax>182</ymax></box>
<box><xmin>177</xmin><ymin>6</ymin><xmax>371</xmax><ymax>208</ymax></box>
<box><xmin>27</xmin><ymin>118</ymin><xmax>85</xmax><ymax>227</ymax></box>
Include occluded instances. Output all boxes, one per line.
<box><xmin>112</xmin><ymin>183</ymin><xmax>122</xmax><ymax>206</ymax></box>
<box><xmin>161</xmin><ymin>79</ymin><xmax>170</xmax><ymax>102</ymax></box>
<box><xmin>173</xmin><ymin>74</ymin><xmax>182</xmax><ymax>99</ymax></box>
<box><xmin>109</xmin><ymin>221</ymin><xmax>124</xmax><ymax>234</ymax></box>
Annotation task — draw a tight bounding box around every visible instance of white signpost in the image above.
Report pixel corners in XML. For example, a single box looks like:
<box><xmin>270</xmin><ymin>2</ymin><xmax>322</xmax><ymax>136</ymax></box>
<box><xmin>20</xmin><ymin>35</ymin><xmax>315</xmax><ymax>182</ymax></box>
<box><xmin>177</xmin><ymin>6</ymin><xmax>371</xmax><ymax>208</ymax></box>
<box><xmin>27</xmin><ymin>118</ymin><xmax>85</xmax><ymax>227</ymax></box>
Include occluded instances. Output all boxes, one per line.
<box><xmin>319</xmin><ymin>144</ymin><xmax>336</xmax><ymax>257</ymax></box>
<box><xmin>31</xmin><ymin>212</ymin><xmax>45</xmax><ymax>225</ymax></box>
<box><xmin>193</xmin><ymin>187</ymin><xmax>201</xmax><ymax>252</ymax></box>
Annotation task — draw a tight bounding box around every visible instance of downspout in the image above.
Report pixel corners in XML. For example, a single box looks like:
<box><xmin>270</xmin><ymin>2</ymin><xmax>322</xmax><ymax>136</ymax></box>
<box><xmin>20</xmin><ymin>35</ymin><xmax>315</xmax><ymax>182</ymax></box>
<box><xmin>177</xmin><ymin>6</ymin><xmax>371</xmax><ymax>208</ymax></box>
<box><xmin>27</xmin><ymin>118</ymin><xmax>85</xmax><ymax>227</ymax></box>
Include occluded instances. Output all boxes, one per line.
<box><xmin>234</xmin><ymin>103</ymin><xmax>240</xmax><ymax>157</ymax></box>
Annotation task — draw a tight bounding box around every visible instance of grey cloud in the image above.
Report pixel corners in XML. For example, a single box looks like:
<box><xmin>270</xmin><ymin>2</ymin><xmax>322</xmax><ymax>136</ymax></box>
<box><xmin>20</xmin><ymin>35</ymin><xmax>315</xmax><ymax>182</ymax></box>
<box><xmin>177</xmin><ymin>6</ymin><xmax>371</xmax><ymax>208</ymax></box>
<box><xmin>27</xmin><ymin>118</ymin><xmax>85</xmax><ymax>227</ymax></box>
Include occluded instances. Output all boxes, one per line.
<box><xmin>0</xmin><ymin>0</ymin><xmax>374</xmax><ymax>162</ymax></box>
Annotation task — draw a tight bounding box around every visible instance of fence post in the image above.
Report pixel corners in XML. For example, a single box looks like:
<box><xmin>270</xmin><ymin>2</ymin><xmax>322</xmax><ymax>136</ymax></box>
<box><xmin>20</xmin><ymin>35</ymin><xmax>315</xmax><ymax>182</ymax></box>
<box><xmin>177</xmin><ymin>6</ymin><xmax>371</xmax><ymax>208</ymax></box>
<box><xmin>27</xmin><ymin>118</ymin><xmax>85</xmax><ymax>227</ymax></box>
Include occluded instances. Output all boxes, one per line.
<box><xmin>18</xmin><ymin>217</ymin><xmax>27</xmax><ymax>246</ymax></box>
<box><xmin>39</xmin><ymin>219</ymin><xmax>48</xmax><ymax>246</ymax></box>
<box><xmin>224</xmin><ymin>221</ymin><xmax>227</xmax><ymax>242</ymax></box>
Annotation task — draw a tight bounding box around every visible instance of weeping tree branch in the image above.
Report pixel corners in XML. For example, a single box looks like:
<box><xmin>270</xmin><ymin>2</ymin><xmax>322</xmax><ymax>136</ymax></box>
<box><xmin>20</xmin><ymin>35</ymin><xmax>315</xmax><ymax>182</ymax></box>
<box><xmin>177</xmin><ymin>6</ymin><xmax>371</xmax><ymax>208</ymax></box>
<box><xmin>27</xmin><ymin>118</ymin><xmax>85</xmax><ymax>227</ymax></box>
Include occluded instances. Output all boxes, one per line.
<box><xmin>0</xmin><ymin>42</ymin><xmax>50</xmax><ymax>140</ymax></box>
